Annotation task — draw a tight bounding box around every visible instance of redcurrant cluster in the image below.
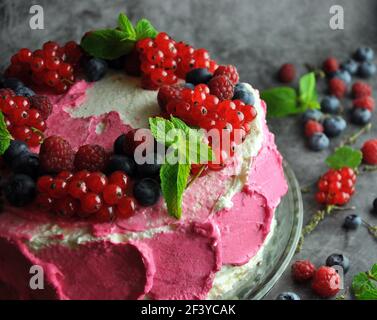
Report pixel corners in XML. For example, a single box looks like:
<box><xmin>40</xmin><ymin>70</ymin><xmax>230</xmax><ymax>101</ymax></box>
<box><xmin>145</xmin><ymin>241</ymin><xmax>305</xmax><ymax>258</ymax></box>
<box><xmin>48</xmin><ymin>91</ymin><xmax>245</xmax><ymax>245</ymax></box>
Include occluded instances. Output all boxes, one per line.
<box><xmin>136</xmin><ymin>32</ymin><xmax>217</xmax><ymax>89</ymax></box>
<box><xmin>158</xmin><ymin>84</ymin><xmax>257</xmax><ymax>170</ymax></box>
<box><xmin>315</xmin><ymin>167</ymin><xmax>357</xmax><ymax>206</ymax></box>
<box><xmin>36</xmin><ymin>170</ymin><xmax>135</xmax><ymax>222</ymax></box>
<box><xmin>5</xmin><ymin>41</ymin><xmax>83</xmax><ymax>94</ymax></box>
<box><xmin>0</xmin><ymin>89</ymin><xmax>48</xmax><ymax>147</ymax></box>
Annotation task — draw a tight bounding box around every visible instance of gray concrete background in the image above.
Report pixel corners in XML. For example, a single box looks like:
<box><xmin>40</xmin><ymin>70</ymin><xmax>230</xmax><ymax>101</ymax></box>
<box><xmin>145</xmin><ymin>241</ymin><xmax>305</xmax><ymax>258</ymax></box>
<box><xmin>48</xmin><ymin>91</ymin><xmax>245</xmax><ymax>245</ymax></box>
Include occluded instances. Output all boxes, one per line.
<box><xmin>1</xmin><ymin>0</ymin><xmax>376</xmax><ymax>300</ymax></box>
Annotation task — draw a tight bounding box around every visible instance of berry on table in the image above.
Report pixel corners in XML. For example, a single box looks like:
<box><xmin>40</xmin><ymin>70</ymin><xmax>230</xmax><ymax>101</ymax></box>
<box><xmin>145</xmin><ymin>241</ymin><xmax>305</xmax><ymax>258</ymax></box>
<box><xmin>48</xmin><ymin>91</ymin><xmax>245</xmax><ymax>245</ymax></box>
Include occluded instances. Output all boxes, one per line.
<box><xmin>277</xmin><ymin>63</ymin><xmax>296</xmax><ymax>83</ymax></box>
<box><xmin>358</xmin><ymin>62</ymin><xmax>377</xmax><ymax>78</ymax></box>
<box><xmin>304</xmin><ymin>120</ymin><xmax>324</xmax><ymax>137</ymax></box>
<box><xmin>354</xmin><ymin>47</ymin><xmax>374</xmax><ymax>62</ymax></box>
<box><xmin>74</xmin><ymin>144</ymin><xmax>108</xmax><ymax>172</ymax></box>
<box><xmin>323</xmin><ymin>57</ymin><xmax>339</xmax><ymax>74</ymax></box>
<box><xmin>291</xmin><ymin>260</ymin><xmax>316</xmax><ymax>282</ymax></box>
<box><xmin>311</xmin><ymin>266</ymin><xmax>341</xmax><ymax>298</ymax></box>
<box><xmin>329</xmin><ymin>78</ymin><xmax>347</xmax><ymax>99</ymax></box>
<box><xmin>352</xmin><ymin>81</ymin><xmax>372</xmax><ymax>98</ymax></box>
<box><xmin>350</xmin><ymin>108</ymin><xmax>372</xmax><ymax>126</ymax></box>
<box><xmin>331</xmin><ymin>69</ymin><xmax>352</xmax><ymax>85</ymax></box>
<box><xmin>326</xmin><ymin>253</ymin><xmax>350</xmax><ymax>273</ymax></box>
<box><xmin>185</xmin><ymin>68</ymin><xmax>213</xmax><ymax>85</ymax></box>
<box><xmin>84</xmin><ymin>58</ymin><xmax>108</xmax><ymax>82</ymax></box>
<box><xmin>208</xmin><ymin>75</ymin><xmax>234</xmax><ymax>101</ymax></box>
<box><xmin>361</xmin><ymin>139</ymin><xmax>377</xmax><ymax>165</ymax></box>
<box><xmin>301</xmin><ymin>109</ymin><xmax>323</xmax><ymax>123</ymax></box>
<box><xmin>214</xmin><ymin>65</ymin><xmax>239</xmax><ymax>85</ymax></box>
<box><xmin>320</xmin><ymin>96</ymin><xmax>340</xmax><ymax>114</ymax></box>
<box><xmin>275</xmin><ymin>292</ymin><xmax>300</xmax><ymax>300</ymax></box>
<box><xmin>323</xmin><ymin>116</ymin><xmax>346</xmax><ymax>138</ymax></box>
<box><xmin>4</xmin><ymin>174</ymin><xmax>36</xmax><ymax>207</ymax></box>
<box><xmin>353</xmin><ymin>96</ymin><xmax>375</xmax><ymax>111</ymax></box>
<box><xmin>308</xmin><ymin>132</ymin><xmax>330</xmax><ymax>151</ymax></box>
<box><xmin>340</xmin><ymin>59</ymin><xmax>358</xmax><ymax>75</ymax></box>
<box><xmin>133</xmin><ymin>178</ymin><xmax>161</xmax><ymax>207</ymax></box>
<box><xmin>343</xmin><ymin>214</ymin><xmax>362</xmax><ymax>230</ymax></box>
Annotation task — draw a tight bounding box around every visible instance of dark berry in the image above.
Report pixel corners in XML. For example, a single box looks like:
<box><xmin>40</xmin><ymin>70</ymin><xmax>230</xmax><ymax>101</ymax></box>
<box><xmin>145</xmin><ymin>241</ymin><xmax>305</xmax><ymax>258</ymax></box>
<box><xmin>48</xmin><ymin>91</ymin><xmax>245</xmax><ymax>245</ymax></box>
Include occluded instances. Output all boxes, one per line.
<box><xmin>354</xmin><ymin>47</ymin><xmax>374</xmax><ymax>62</ymax></box>
<box><xmin>233</xmin><ymin>83</ymin><xmax>255</xmax><ymax>105</ymax></box>
<box><xmin>114</xmin><ymin>134</ymin><xmax>126</xmax><ymax>155</ymax></box>
<box><xmin>184</xmin><ymin>83</ymin><xmax>195</xmax><ymax>89</ymax></box>
<box><xmin>320</xmin><ymin>96</ymin><xmax>340</xmax><ymax>114</ymax></box>
<box><xmin>308</xmin><ymin>133</ymin><xmax>330</xmax><ymax>151</ymax></box>
<box><xmin>3</xmin><ymin>78</ymin><xmax>24</xmax><ymax>91</ymax></box>
<box><xmin>278</xmin><ymin>64</ymin><xmax>296</xmax><ymax>83</ymax></box>
<box><xmin>358</xmin><ymin>62</ymin><xmax>377</xmax><ymax>78</ymax></box>
<box><xmin>291</xmin><ymin>260</ymin><xmax>316</xmax><ymax>282</ymax></box>
<box><xmin>84</xmin><ymin>58</ymin><xmax>108</xmax><ymax>82</ymax></box>
<box><xmin>136</xmin><ymin>153</ymin><xmax>163</xmax><ymax>178</ymax></box>
<box><xmin>323</xmin><ymin>57</ymin><xmax>339</xmax><ymax>74</ymax></box>
<box><xmin>343</xmin><ymin>214</ymin><xmax>362</xmax><ymax>230</ymax></box>
<box><xmin>323</xmin><ymin>116</ymin><xmax>346</xmax><ymax>138</ymax></box>
<box><xmin>275</xmin><ymin>292</ymin><xmax>300</xmax><ymax>300</ymax></box>
<box><xmin>326</xmin><ymin>253</ymin><xmax>350</xmax><ymax>273</ymax></box>
<box><xmin>133</xmin><ymin>178</ymin><xmax>161</xmax><ymax>207</ymax></box>
<box><xmin>3</xmin><ymin>140</ymin><xmax>29</xmax><ymax>166</ymax></box>
<box><xmin>4</xmin><ymin>174</ymin><xmax>36</xmax><ymax>207</ymax></box>
<box><xmin>302</xmin><ymin>109</ymin><xmax>323</xmax><ymax>123</ymax></box>
<box><xmin>185</xmin><ymin>68</ymin><xmax>213</xmax><ymax>85</ymax></box>
<box><xmin>14</xmin><ymin>86</ymin><xmax>35</xmax><ymax>98</ymax></box>
<box><xmin>341</xmin><ymin>59</ymin><xmax>358</xmax><ymax>75</ymax></box>
<box><xmin>350</xmin><ymin>108</ymin><xmax>372</xmax><ymax>125</ymax></box>
<box><xmin>106</xmin><ymin>155</ymin><xmax>136</xmax><ymax>177</ymax></box>
<box><xmin>330</xmin><ymin>69</ymin><xmax>352</xmax><ymax>85</ymax></box>
<box><xmin>107</xmin><ymin>56</ymin><xmax>125</xmax><ymax>70</ymax></box>
<box><xmin>362</xmin><ymin>139</ymin><xmax>377</xmax><ymax>165</ymax></box>
<box><xmin>11</xmin><ymin>152</ymin><xmax>40</xmax><ymax>178</ymax></box>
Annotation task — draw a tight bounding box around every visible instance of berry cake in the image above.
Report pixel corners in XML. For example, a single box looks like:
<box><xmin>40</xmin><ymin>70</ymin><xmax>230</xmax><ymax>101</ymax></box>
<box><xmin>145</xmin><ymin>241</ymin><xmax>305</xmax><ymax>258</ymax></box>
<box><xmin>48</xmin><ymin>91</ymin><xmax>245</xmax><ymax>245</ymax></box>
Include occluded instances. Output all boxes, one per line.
<box><xmin>0</xmin><ymin>14</ymin><xmax>287</xmax><ymax>300</ymax></box>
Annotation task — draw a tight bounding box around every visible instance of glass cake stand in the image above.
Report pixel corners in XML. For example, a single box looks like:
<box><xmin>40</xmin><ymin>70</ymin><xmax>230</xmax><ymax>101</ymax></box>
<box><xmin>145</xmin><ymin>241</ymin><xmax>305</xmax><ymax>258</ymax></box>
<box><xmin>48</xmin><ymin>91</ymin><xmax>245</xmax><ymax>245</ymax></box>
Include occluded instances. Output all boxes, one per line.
<box><xmin>221</xmin><ymin>161</ymin><xmax>303</xmax><ymax>300</ymax></box>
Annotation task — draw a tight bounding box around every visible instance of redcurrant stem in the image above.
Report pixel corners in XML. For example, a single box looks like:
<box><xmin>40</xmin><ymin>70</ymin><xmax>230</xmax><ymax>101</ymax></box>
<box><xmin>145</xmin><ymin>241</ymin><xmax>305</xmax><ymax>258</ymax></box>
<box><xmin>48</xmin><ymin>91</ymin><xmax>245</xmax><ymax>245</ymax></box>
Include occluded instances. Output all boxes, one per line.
<box><xmin>339</xmin><ymin>123</ymin><xmax>372</xmax><ymax>148</ymax></box>
<box><xmin>186</xmin><ymin>165</ymin><xmax>207</xmax><ymax>189</ymax></box>
<box><xmin>62</xmin><ymin>78</ymin><xmax>74</xmax><ymax>85</ymax></box>
<box><xmin>304</xmin><ymin>63</ymin><xmax>326</xmax><ymax>79</ymax></box>
<box><xmin>360</xmin><ymin>165</ymin><xmax>377</xmax><ymax>174</ymax></box>
<box><xmin>362</xmin><ymin>220</ymin><xmax>377</xmax><ymax>240</ymax></box>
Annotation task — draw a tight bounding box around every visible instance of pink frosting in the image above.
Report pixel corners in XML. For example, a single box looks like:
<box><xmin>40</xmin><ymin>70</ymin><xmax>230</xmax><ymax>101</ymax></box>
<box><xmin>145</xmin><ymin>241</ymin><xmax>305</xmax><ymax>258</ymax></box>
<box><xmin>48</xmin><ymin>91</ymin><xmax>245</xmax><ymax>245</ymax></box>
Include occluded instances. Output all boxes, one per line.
<box><xmin>0</xmin><ymin>81</ymin><xmax>288</xmax><ymax>300</ymax></box>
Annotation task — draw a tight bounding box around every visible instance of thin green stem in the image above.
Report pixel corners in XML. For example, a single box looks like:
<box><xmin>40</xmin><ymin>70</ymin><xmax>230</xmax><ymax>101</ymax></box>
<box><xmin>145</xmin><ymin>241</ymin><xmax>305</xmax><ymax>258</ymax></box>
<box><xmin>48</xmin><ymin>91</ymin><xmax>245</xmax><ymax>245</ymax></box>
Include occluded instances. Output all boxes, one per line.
<box><xmin>186</xmin><ymin>165</ymin><xmax>206</xmax><ymax>189</ymax></box>
<box><xmin>339</xmin><ymin>123</ymin><xmax>372</xmax><ymax>147</ymax></box>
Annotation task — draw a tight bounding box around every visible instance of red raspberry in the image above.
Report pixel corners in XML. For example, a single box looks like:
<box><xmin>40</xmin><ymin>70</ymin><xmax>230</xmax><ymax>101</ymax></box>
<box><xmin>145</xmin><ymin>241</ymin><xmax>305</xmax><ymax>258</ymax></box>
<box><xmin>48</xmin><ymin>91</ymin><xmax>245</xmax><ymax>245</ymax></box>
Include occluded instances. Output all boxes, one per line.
<box><xmin>39</xmin><ymin>136</ymin><xmax>75</xmax><ymax>173</ymax></box>
<box><xmin>208</xmin><ymin>75</ymin><xmax>234</xmax><ymax>101</ymax></box>
<box><xmin>353</xmin><ymin>96</ymin><xmax>375</xmax><ymax>111</ymax></box>
<box><xmin>28</xmin><ymin>95</ymin><xmax>53</xmax><ymax>120</ymax></box>
<box><xmin>329</xmin><ymin>78</ymin><xmax>347</xmax><ymax>99</ymax></box>
<box><xmin>352</xmin><ymin>81</ymin><xmax>372</xmax><ymax>98</ymax></box>
<box><xmin>311</xmin><ymin>266</ymin><xmax>341</xmax><ymax>298</ymax></box>
<box><xmin>361</xmin><ymin>139</ymin><xmax>377</xmax><ymax>165</ymax></box>
<box><xmin>322</xmin><ymin>57</ymin><xmax>339</xmax><ymax>74</ymax></box>
<box><xmin>74</xmin><ymin>144</ymin><xmax>108</xmax><ymax>172</ymax></box>
<box><xmin>157</xmin><ymin>85</ymin><xmax>182</xmax><ymax>111</ymax></box>
<box><xmin>291</xmin><ymin>260</ymin><xmax>316</xmax><ymax>282</ymax></box>
<box><xmin>305</xmin><ymin>120</ymin><xmax>324</xmax><ymax>137</ymax></box>
<box><xmin>214</xmin><ymin>65</ymin><xmax>239</xmax><ymax>85</ymax></box>
<box><xmin>278</xmin><ymin>63</ymin><xmax>296</xmax><ymax>83</ymax></box>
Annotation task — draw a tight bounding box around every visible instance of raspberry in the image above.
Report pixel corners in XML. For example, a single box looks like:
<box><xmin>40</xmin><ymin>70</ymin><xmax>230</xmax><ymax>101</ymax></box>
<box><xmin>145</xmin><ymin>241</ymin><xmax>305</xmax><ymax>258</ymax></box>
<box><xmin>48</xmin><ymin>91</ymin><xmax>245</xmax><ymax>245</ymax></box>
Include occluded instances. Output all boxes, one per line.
<box><xmin>353</xmin><ymin>96</ymin><xmax>375</xmax><ymax>111</ymax></box>
<box><xmin>74</xmin><ymin>144</ymin><xmax>108</xmax><ymax>172</ymax></box>
<box><xmin>311</xmin><ymin>266</ymin><xmax>341</xmax><ymax>298</ymax></box>
<box><xmin>329</xmin><ymin>78</ymin><xmax>347</xmax><ymax>99</ymax></box>
<box><xmin>39</xmin><ymin>136</ymin><xmax>74</xmax><ymax>173</ymax></box>
<box><xmin>305</xmin><ymin>120</ymin><xmax>324</xmax><ymax>137</ymax></box>
<box><xmin>352</xmin><ymin>81</ymin><xmax>372</xmax><ymax>98</ymax></box>
<box><xmin>278</xmin><ymin>63</ymin><xmax>296</xmax><ymax>83</ymax></box>
<box><xmin>322</xmin><ymin>57</ymin><xmax>339</xmax><ymax>74</ymax></box>
<box><xmin>361</xmin><ymin>139</ymin><xmax>377</xmax><ymax>165</ymax></box>
<box><xmin>28</xmin><ymin>95</ymin><xmax>53</xmax><ymax>120</ymax></box>
<box><xmin>291</xmin><ymin>260</ymin><xmax>316</xmax><ymax>282</ymax></box>
<box><xmin>208</xmin><ymin>75</ymin><xmax>234</xmax><ymax>101</ymax></box>
<box><xmin>157</xmin><ymin>85</ymin><xmax>182</xmax><ymax>111</ymax></box>
<box><xmin>214</xmin><ymin>65</ymin><xmax>239</xmax><ymax>85</ymax></box>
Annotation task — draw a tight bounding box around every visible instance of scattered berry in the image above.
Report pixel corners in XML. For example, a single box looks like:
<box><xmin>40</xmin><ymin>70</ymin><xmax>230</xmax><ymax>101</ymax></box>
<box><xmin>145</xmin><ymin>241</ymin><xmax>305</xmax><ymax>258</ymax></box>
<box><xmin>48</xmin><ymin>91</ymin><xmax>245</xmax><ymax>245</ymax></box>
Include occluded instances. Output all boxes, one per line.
<box><xmin>275</xmin><ymin>292</ymin><xmax>300</xmax><ymax>300</ymax></box>
<box><xmin>304</xmin><ymin>120</ymin><xmax>324</xmax><ymax>137</ymax></box>
<box><xmin>291</xmin><ymin>260</ymin><xmax>316</xmax><ymax>282</ymax></box>
<box><xmin>350</xmin><ymin>108</ymin><xmax>372</xmax><ymax>126</ymax></box>
<box><xmin>352</xmin><ymin>82</ymin><xmax>372</xmax><ymax>99</ymax></box>
<box><xmin>341</xmin><ymin>59</ymin><xmax>358</xmax><ymax>75</ymax></box>
<box><xmin>302</xmin><ymin>109</ymin><xmax>323</xmax><ymax>123</ymax></box>
<box><xmin>329</xmin><ymin>78</ymin><xmax>347</xmax><ymax>99</ymax></box>
<box><xmin>4</xmin><ymin>174</ymin><xmax>36</xmax><ymax>207</ymax></box>
<box><xmin>74</xmin><ymin>144</ymin><xmax>108</xmax><ymax>172</ymax></box>
<box><xmin>278</xmin><ymin>63</ymin><xmax>296</xmax><ymax>83</ymax></box>
<box><xmin>323</xmin><ymin>116</ymin><xmax>346</xmax><ymax>137</ymax></box>
<box><xmin>361</xmin><ymin>139</ymin><xmax>377</xmax><ymax>165</ymax></box>
<box><xmin>208</xmin><ymin>75</ymin><xmax>234</xmax><ymax>101</ymax></box>
<box><xmin>326</xmin><ymin>253</ymin><xmax>350</xmax><ymax>273</ymax></box>
<box><xmin>331</xmin><ymin>69</ymin><xmax>352</xmax><ymax>85</ymax></box>
<box><xmin>323</xmin><ymin>57</ymin><xmax>339</xmax><ymax>74</ymax></box>
<box><xmin>358</xmin><ymin>62</ymin><xmax>377</xmax><ymax>78</ymax></box>
<box><xmin>354</xmin><ymin>47</ymin><xmax>374</xmax><ymax>62</ymax></box>
<box><xmin>321</xmin><ymin>96</ymin><xmax>340</xmax><ymax>114</ymax></box>
<box><xmin>353</xmin><ymin>96</ymin><xmax>375</xmax><ymax>111</ymax></box>
<box><xmin>84</xmin><ymin>58</ymin><xmax>108</xmax><ymax>82</ymax></box>
<box><xmin>343</xmin><ymin>214</ymin><xmax>362</xmax><ymax>230</ymax></box>
<box><xmin>311</xmin><ymin>266</ymin><xmax>341</xmax><ymax>298</ymax></box>
<box><xmin>308</xmin><ymin>132</ymin><xmax>329</xmax><ymax>151</ymax></box>
<box><xmin>133</xmin><ymin>178</ymin><xmax>161</xmax><ymax>207</ymax></box>
<box><xmin>214</xmin><ymin>65</ymin><xmax>239</xmax><ymax>85</ymax></box>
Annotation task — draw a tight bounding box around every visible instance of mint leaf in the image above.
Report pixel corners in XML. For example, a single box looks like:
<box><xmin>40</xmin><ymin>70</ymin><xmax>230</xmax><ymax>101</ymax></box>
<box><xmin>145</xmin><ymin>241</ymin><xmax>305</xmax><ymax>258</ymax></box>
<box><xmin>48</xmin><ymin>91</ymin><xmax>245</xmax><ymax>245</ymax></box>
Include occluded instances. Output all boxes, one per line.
<box><xmin>325</xmin><ymin>146</ymin><xmax>362</xmax><ymax>169</ymax></box>
<box><xmin>135</xmin><ymin>18</ymin><xmax>158</xmax><ymax>40</ymax></box>
<box><xmin>299</xmin><ymin>72</ymin><xmax>318</xmax><ymax>108</ymax></box>
<box><xmin>117</xmin><ymin>13</ymin><xmax>136</xmax><ymax>39</ymax></box>
<box><xmin>0</xmin><ymin>112</ymin><xmax>11</xmax><ymax>155</ymax></box>
<box><xmin>160</xmin><ymin>163</ymin><xmax>190</xmax><ymax>219</ymax></box>
<box><xmin>149</xmin><ymin>117</ymin><xmax>178</xmax><ymax>147</ymax></box>
<box><xmin>352</xmin><ymin>264</ymin><xmax>377</xmax><ymax>300</ymax></box>
<box><xmin>261</xmin><ymin>87</ymin><xmax>298</xmax><ymax>117</ymax></box>
<box><xmin>81</xmin><ymin>29</ymin><xmax>135</xmax><ymax>60</ymax></box>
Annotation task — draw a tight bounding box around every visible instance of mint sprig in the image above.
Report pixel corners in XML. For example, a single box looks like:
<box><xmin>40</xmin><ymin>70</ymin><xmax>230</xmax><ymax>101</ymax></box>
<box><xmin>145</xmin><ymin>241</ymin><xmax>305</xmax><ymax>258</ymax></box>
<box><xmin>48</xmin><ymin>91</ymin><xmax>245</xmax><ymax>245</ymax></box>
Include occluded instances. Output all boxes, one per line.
<box><xmin>0</xmin><ymin>111</ymin><xmax>12</xmax><ymax>155</ymax></box>
<box><xmin>261</xmin><ymin>72</ymin><xmax>320</xmax><ymax>117</ymax></box>
<box><xmin>352</xmin><ymin>264</ymin><xmax>377</xmax><ymax>300</ymax></box>
<box><xmin>325</xmin><ymin>146</ymin><xmax>362</xmax><ymax>169</ymax></box>
<box><xmin>149</xmin><ymin>116</ymin><xmax>213</xmax><ymax>219</ymax></box>
<box><xmin>80</xmin><ymin>13</ymin><xmax>158</xmax><ymax>60</ymax></box>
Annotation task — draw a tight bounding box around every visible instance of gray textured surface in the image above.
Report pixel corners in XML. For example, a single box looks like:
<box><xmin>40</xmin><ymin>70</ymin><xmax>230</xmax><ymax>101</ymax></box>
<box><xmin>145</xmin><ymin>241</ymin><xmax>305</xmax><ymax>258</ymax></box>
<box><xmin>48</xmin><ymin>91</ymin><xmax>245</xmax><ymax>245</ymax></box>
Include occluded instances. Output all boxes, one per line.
<box><xmin>1</xmin><ymin>0</ymin><xmax>377</xmax><ymax>300</ymax></box>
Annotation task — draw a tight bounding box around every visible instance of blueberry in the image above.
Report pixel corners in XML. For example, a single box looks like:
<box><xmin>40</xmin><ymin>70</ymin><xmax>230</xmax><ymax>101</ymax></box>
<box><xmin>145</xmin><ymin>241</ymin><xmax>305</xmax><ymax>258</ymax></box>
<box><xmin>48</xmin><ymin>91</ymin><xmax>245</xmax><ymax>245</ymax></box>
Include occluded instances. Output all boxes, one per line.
<box><xmin>276</xmin><ymin>292</ymin><xmax>300</xmax><ymax>300</ymax></box>
<box><xmin>136</xmin><ymin>153</ymin><xmax>163</xmax><ymax>178</ymax></box>
<box><xmin>3</xmin><ymin>174</ymin><xmax>36</xmax><ymax>207</ymax></box>
<box><xmin>107</xmin><ymin>56</ymin><xmax>124</xmax><ymax>70</ymax></box>
<box><xmin>354</xmin><ymin>47</ymin><xmax>374</xmax><ymax>62</ymax></box>
<box><xmin>106</xmin><ymin>154</ymin><xmax>136</xmax><ymax>177</ymax></box>
<box><xmin>320</xmin><ymin>96</ymin><xmax>340</xmax><ymax>114</ymax></box>
<box><xmin>341</xmin><ymin>59</ymin><xmax>358</xmax><ymax>75</ymax></box>
<box><xmin>343</xmin><ymin>214</ymin><xmax>362</xmax><ymax>230</ymax></box>
<box><xmin>14</xmin><ymin>86</ymin><xmax>35</xmax><ymax>97</ymax></box>
<box><xmin>84</xmin><ymin>58</ymin><xmax>108</xmax><ymax>82</ymax></box>
<box><xmin>326</xmin><ymin>253</ymin><xmax>350</xmax><ymax>273</ymax></box>
<box><xmin>3</xmin><ymin>78</ymin><xmax>24</xmax><ymax>91</ymax></box>
<box><xmin>3</xmin><ymin>140</ymin><xmax>29</xmax><ymax>166</ymax></box>
<box><xmin>133</xmin><ymin>178</ymin><xmax>161</xmax><ymax>207</ymax></box>
<box><xmin>358</xmin><ymin>62</ymin><xmax>377</xmax><ymax>78</ymax></box>
<box><xmin>184</xmin><ymin>83</ymin><xmax>195</xmax><ymax>89</ymax></box>
<box><xmin>114</xmin><ymin>134</ymin><xmax>126</xmax><ymax>155</ymax></box>
<box><xmin>330</xmin><ymin>69</ymin><xmax>352</xmax><ymax>85</ymax></box>
<box><xmin>302</xmin><ymin>109</ymin><xmax>323</xmax><ymax>124</ymax></box>
<box><xmin>233</xmin><ymin>85</ymin><xmax>255</xmax><ymax>105</ymax></box>
<box><xmin>308</xmin><ymin>133</ymin><xmax>330</xmax><ymax>151</ymax></box>
<box><xmin>185</xmin><ymin>68</ymin><xmax>213</xmax><ymax>85</ymax></box>
<box><xmin>350</xmin><ymin>108</ymin><xmax>372</xmax><ymax>125</ymax></box>
<box><xmin>11</xmin><ymin>153</ymin><xmax>40</xmax><ymax>178</ymax></box>
<box><xmin>323</xmin><ymin>116</ymin><xmax>347</xmax><ymax>137</ymax></box>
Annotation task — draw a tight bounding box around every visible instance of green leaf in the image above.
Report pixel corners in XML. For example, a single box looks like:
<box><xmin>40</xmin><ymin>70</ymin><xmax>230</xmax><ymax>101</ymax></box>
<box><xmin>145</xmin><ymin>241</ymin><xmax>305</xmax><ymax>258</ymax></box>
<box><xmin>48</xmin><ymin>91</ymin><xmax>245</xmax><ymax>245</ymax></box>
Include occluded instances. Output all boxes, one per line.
<box><xmin>0</xmin><ymin>112</ymin><xmax>11</xmax><ymax>155</ymax></box>
<box><xmin>160</xmin><ymin>163</ymin><xmax>190</xmax><ymax>219</ymax></box>
<box><xmin>149</xmin><ymin>117</ymin><xmax>178</xmax><ymax>147</ymax></box>
<box><xmin>299</xmin><ymin>72</ymin><xmax>317</xmax><ymax>105</ymax></box>
<box><xmin>135</xmin><ymin>18</ymin><xmax>158</xmax><ymax>40</ymax></box>
<box><xmin>352</xmin><ymin>264</ymin><xmax>377</xmax><ymax>300</ymax></box>
<box><xmin>325</xmin><ymin>146</ymin><xmax>363</xmax><ymax>169</ymax></box>
<box><xmin>80</xmin><ymin>29</ymin><xmax>135</xmax><ymax>60</ymax></box>
<box><xmin>117</xmin><ymin>13</ymin><xmax>136</xmax><ymax>39</ymax></box>
<box><xmin>261</xmin><ymin>87</ymin><xmax>298</xmax><ymax>117</ymax></box>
